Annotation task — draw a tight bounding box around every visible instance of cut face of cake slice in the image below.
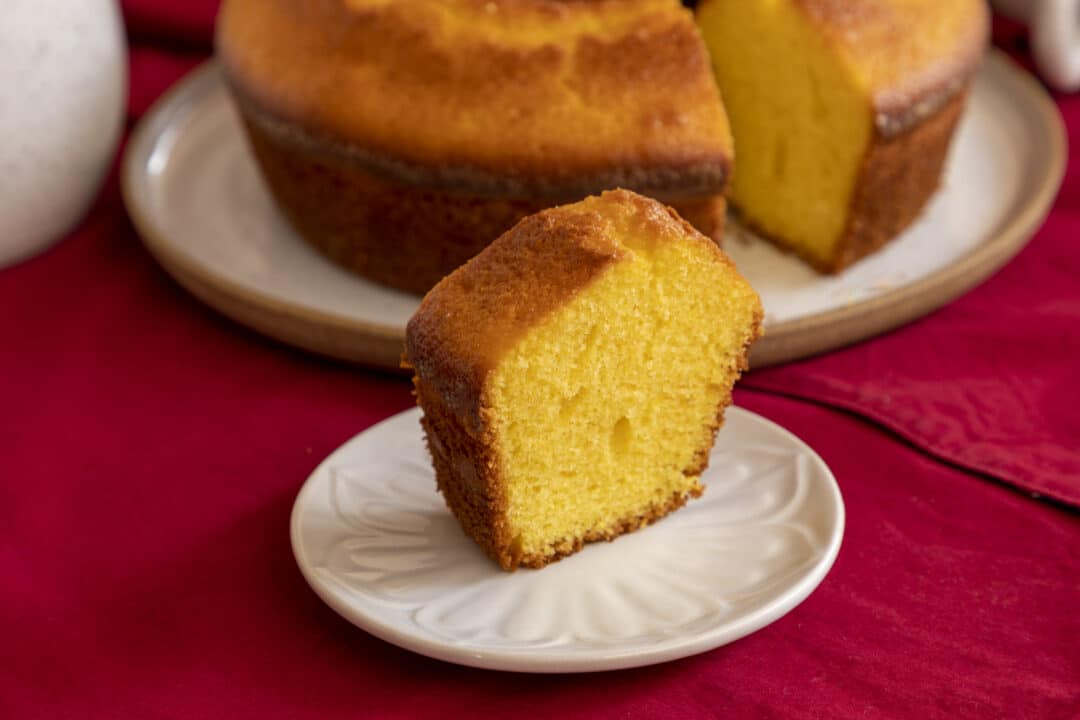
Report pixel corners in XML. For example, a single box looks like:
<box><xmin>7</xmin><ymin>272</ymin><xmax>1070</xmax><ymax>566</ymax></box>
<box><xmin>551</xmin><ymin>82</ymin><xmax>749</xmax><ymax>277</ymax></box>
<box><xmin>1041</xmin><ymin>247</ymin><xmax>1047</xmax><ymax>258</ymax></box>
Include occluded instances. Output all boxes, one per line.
<box><xmin>696</xmin><ymin>0</ymin><xmax>988</xmax><ymax>271</ymax></box>
<box><xmin>405</xmin><ymin>190</ymin><xmax>763</xmax><ymax>570</ymax></box>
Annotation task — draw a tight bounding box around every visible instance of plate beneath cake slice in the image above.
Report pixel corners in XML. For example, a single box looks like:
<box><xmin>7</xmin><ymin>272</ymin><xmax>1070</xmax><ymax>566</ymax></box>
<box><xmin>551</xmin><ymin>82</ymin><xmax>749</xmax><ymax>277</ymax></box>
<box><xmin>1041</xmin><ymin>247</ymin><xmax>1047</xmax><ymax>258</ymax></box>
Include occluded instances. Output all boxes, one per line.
<box><xmin>123</xmin><ymin>50</ymin><xmax>1065</xmax><ymax>370</ymax></box>
<box><xmin>290</xmin><ymin>405</ymin><xmax>844</xmax><ymax>672</ymax></box>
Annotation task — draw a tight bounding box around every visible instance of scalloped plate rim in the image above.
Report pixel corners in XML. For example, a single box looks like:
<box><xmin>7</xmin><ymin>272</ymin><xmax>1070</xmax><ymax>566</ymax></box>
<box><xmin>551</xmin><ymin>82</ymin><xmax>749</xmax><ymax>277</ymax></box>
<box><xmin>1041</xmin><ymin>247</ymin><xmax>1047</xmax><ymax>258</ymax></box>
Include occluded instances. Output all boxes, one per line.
<box><xmin>290</xmin><ymin>406</ymin><xmax>844</xmax><ymax>673</ymax></box>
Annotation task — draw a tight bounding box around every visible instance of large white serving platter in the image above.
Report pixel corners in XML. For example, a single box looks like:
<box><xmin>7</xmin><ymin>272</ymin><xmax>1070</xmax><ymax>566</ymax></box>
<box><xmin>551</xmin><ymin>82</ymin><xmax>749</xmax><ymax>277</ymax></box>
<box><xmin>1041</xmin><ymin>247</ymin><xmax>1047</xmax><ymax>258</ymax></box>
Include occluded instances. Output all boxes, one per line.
<box><xmin>123</xmin><ymin>52</ymin><xmax>1065</xmax><ymax>369</ymax></box>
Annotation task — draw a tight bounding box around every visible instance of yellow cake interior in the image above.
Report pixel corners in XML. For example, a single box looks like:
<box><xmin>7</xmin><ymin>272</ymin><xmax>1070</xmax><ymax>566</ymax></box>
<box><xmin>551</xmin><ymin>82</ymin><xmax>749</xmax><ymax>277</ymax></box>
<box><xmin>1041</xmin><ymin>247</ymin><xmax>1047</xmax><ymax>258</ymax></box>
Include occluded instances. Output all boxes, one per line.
<box><xmin>697</xmin><ymin>0</ymin><xmax>872</xmax><ymax>267</ymax></box>
<box><xmin>486</xmin><ymin>216</ymin><xmax>761</xmax><ymax>561</ymax></box>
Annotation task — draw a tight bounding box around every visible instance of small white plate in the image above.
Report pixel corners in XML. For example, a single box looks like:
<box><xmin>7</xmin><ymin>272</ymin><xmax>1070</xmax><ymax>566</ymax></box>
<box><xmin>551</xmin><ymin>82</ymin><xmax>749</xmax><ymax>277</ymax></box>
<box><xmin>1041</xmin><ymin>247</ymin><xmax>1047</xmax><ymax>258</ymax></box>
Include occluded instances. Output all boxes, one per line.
<box><xmin>290</xmin><ymin>406</ymin><xmax>844</xmax><ymax>673</ymax></box>
<box><xmin>123</xmin><ymin>52</ymin><xmax>1064</xmax><ymax>370</ymax></box>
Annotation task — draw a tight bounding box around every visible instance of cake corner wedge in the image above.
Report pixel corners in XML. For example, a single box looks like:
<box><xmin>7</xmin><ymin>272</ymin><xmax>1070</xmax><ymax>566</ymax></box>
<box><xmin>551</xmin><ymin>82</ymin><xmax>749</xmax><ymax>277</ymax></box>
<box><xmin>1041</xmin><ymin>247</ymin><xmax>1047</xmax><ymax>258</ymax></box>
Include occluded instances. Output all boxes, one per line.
<box><xmin>404</xmin><ymin>189</ymin><xmax>763</xmax><ymax>570</ymax></box>
<box><xmin>696</xmin><ymin>0</ymin><xmax>989</xmax><ymax>272</ymax></box>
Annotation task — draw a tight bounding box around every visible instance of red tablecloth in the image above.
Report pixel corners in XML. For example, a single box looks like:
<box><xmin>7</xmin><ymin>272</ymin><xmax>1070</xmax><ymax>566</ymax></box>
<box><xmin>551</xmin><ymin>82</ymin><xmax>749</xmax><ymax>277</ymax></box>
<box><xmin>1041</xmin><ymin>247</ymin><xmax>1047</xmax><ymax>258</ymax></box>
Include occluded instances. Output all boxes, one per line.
<box><xmin>2</xmin><ymin>4</ymin><xmax>1078</xmax><ymax>718</ymax></box>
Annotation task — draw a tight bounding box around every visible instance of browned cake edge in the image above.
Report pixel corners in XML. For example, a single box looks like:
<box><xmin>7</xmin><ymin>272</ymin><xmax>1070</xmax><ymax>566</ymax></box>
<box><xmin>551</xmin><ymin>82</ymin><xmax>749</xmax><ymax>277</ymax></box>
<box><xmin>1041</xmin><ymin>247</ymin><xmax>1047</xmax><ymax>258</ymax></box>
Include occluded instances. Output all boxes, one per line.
<box><xmin>869</xmin><ymin>10</ymin><xmax>989</xmax><ymax>138</ymax></box>
<box><xmin>240</xmin><ymin>114</ymin><xmax>554</xmax><ymax>295</ymax></box>
<box><xmin>234</xmin><ymin>92</ymin><xmax>727</xmax><ymax>294</ymax></box>
<box><xmin>402</xmin><ymin>201</ymin><xmax>627</xmax><ymax>570</ymax></box>
<box><xmin>216</xmin><ymin>0</ymin><xmax>733</xmax><ymax>192</ymax></box>
<box><xmin>732</xmin><ymin>88</ymin><xmax>969</xmax><ymax>274</ymax></box>
<box><xmin>831</xmin><ymin>88</ymin><xmax>969</xmax><ymax>271</ymax></box>
<box><xmin>411</xmin><ymin>375</ymin><xmax>514</xmax><ymax>567</ymax></box>
<box><xmin>232</xmin><ymin>85</ymin><xmax>732</xmax><ymax>198</ymax></box>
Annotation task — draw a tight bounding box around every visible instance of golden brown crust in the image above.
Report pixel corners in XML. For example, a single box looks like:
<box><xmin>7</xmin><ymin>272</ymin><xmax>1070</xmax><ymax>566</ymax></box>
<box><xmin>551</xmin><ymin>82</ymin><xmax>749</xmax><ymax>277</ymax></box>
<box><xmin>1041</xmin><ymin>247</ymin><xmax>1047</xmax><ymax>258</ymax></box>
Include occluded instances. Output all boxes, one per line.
<box><xmin>793</xmin><ymin>0</ymin><xmax>989</xmax><ymax>136</ymax></box>
<box><xmin>732</xmin><ymin>89</ymin><xmax>969</xmax><ymax>273</ymax></box>
<box><xmin>412</xmin><ymin>375</ymin><xmax>513</xmax><ymax>566</ymax></box>
<box><xmin>240</xmin><ymin>113</ymin><xmax>553</xmax><ymax>294</ymax></box>
<box><xmin>239</xmin><ymin>103</ymin><xmax>726</xmax><ymax>293</ymax></box>
<box><xmin>217</xmin><ymin>0</ymin><xmax>732</xmax><ymax>189</ymax></box>
<box><xmin>833</xmin><ymin>89</ymin><xmax>968</xmax><ymax>271</ymax></box>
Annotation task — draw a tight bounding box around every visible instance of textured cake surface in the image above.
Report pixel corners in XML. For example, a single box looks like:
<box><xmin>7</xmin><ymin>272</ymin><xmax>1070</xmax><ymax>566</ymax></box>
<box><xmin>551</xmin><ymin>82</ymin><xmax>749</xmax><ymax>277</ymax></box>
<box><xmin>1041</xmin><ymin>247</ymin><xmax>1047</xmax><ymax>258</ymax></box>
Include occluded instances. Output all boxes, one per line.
<box><xmin>404</xmin><ymin>190</ymin><xmax>763</xmax><ymax>570</ymax></box>
<box><xmin>217</xmin><ymin>0</ymin><xmax>731</xmax><ymax>194</ymax></box>
<box><xmin>697</xmin><ymin>0</ymin><xmax>988</xmax><ymax>272</ymax></box>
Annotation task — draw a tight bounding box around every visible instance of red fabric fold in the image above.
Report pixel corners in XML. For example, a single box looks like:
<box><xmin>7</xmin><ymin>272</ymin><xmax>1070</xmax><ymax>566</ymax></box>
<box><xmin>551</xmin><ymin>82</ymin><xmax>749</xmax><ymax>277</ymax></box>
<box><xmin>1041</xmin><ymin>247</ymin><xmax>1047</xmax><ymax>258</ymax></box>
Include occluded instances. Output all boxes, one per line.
<box><xmin>744</xmin><ymin>78</ymin><xmax>1080</xmax><ymax>507</ymax></box>
<box><xmin>743</xmin><ymin>192</ymin><xmax>1080</xmax><ymax>506</ymax></box>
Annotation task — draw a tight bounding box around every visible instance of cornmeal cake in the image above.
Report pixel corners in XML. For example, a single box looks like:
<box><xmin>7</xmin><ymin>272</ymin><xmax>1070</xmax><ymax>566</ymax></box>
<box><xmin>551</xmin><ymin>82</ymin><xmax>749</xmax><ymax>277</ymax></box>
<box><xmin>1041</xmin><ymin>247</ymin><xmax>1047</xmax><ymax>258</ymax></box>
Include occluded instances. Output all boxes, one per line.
<box><xmin>216</xmin><ymin>0</ymin><xmax>733</xmax><ymax>294</ymax></box>
<box><xmin>404</xmin><ymin>190</ymin><xmax>763</xmax><ymax>570</ymax></box>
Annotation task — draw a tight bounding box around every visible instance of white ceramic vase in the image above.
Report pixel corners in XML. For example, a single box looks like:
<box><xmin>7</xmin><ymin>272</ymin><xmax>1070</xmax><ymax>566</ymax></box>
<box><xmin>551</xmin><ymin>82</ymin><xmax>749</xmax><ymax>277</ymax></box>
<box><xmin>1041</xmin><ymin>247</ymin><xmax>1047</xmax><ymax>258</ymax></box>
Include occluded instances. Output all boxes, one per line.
<box><xmin>0</xmin><ymin>0</ymin><xmax>127</xmax><ymax>268</ymax></box>
<box><xmin>991</xmin><ymin>0</ymin><xmax>1080</xmax><ymax>92</ymax></box>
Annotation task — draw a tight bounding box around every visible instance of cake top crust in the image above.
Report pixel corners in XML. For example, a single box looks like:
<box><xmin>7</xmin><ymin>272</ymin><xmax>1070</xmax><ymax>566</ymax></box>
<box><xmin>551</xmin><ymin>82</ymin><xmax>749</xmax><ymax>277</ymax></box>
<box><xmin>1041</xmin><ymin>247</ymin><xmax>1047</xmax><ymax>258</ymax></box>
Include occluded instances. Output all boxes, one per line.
<box><xmin>216</xmin><ymin>0</ymin><xmax>732</xmax><ymax>196</ymax></box>
<box><xmin>793</xmin><ymin>0</ymin><xmax>990</xmax><ymax>135</ymax></box>
<box><xmin>404</xmin><ymin>189</ymin><xmax>732</xmax><ymax>432</ymax></box>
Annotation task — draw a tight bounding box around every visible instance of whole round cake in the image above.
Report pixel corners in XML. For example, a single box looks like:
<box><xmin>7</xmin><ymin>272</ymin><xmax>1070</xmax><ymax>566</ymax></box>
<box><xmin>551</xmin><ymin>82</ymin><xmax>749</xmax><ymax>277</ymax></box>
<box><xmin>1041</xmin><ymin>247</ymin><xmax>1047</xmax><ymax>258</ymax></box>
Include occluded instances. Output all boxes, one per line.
<box><xmin>216</xmin><ymin>0</ymin><xmax>733</xmax><ymax>294</ymax></box>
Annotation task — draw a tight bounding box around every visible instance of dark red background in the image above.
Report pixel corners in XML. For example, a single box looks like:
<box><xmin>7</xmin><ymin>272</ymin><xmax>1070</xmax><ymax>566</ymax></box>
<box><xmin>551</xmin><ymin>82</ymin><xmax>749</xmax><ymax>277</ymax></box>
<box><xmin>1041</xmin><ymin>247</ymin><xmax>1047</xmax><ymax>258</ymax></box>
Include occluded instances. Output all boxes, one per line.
<box><xmin>1</xmin><ymin>4</ymin><xmax>1077</xmax><ymax>718</ymax></box>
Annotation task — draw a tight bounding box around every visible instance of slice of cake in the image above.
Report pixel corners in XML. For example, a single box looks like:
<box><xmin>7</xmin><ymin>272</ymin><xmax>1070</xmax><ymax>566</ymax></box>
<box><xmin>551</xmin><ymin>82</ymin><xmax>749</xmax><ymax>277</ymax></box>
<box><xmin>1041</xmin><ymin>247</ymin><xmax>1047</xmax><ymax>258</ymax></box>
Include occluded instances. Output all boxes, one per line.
<box><xmin>696</xmin><ymin>0</ymin><xmax>989</xmax><ymax>272</ymax></box>
<box><xmin>404</xmin><ymin>190</ymin><xmax>763</xmax><ymax>570</ymax></box>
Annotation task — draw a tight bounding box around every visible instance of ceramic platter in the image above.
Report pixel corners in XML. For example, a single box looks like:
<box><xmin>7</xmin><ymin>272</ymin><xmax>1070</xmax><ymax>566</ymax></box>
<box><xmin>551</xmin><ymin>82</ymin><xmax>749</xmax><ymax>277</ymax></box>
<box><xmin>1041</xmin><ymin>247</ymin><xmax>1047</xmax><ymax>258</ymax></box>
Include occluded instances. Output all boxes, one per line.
<box><xmin>290</xmin><ymin>406</ymin><xmax>844</xmax><ymax>672</ymax></box>
<box><xmin>123</xmin><ymin>51</ymin><xmax>1066</xmax><ymax>370</ymax></box>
